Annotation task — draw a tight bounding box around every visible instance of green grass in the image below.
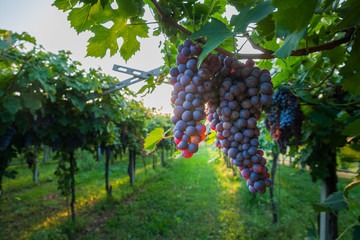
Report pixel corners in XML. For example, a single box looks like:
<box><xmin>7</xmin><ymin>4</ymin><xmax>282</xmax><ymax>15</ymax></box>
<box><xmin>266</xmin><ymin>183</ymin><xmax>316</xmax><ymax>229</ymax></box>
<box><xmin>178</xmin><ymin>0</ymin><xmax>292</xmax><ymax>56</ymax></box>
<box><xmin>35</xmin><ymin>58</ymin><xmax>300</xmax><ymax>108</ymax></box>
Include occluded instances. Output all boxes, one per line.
<box><xmin>0</xmin><ymin>150</ymin><xmax>168</xmax><ymax>240</ymax></box>
<box><xmin>1</xmin><ymin>147</ymin><xmax>359</xmax><ymax>240</ymax></box>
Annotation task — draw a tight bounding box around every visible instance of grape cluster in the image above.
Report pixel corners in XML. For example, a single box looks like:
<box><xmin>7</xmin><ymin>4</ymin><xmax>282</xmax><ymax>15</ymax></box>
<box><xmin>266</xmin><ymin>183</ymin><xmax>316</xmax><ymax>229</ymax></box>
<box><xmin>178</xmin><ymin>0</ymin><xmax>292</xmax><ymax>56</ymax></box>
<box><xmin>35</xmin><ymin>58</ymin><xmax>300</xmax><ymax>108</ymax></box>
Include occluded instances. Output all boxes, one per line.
<box><xmin>264</xmin><ymin>87</ymin><xmax>304</xmax><ymax>153</ymax></box>
<box><xmin>207</xmin><ymin>57</ymin><xmax>273</xmax><ymax>193</ymax></box>
<box><xmin>170</xmin><ymin>39</ymin><xmax>217</xmax><ymax>158</ymax></box>
<box><xmin>170</xmin><ymin>39</ymin><xmax>275</xmax><ymax>193</ymax></box>
<box><xmin>0</xmin><ymin>126</ymin><xmax>16</xmax><ymax>151</ymax></box>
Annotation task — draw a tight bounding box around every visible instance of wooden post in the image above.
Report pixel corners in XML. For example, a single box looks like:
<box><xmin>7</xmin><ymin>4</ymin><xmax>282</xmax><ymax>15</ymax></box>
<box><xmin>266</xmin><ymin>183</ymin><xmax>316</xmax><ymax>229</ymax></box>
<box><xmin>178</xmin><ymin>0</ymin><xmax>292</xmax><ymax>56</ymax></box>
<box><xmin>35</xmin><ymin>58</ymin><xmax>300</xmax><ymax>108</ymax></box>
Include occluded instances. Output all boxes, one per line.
<box><xmin>161</xmin><ymin>149</ymin><xmax>165</xmax><ymax>167</ymax></box>
<box><xmin>48</xmin><ymin>147</ymin><xmax>52</xmax><ymax>160</ymax></box>
<box><xmin>142</xmin><ymin>156</ymin><xmax>147</xmax><ymax>174</ymax></box>
<box><xmin>128</xmin><ymin>150</ymin><xmax>136</xmax><ymax>185</ymax></box>
<box><xmin>33</xmin><ymin>146</ymin><xmax>39</xmax><ymax>183</ymax></box>
<box><xmin>105</xmin><ymin>147</ymin><xmax>112</xmax><ymax>196</ymax></box>
<box><xmin>269</xmin><ymin>149</ymin><xmax>279</xmax><ymax>224</ymax></box>
<box><xmin>69</xmin><ymin>151</ymin><xmax>76</xmax><ymax>222</ymax></box>
<box><xmin>43</xmin><ymin>145</ymin><xmax>47</xmax><ymax>163</ymax></box>
<box><xmin>153</xmin><ymin>155</ymin><xmax>156</xmax><ymax>169</ymax></box>
<box><xmin>319</xmin><ymin>149</ymin><xmax>338</xmax><ymax>240</ymax></box>
<box><xmin>97</xmin><ymin>144</ymin><xmax>101</xmax><ymax>161</ymax></box>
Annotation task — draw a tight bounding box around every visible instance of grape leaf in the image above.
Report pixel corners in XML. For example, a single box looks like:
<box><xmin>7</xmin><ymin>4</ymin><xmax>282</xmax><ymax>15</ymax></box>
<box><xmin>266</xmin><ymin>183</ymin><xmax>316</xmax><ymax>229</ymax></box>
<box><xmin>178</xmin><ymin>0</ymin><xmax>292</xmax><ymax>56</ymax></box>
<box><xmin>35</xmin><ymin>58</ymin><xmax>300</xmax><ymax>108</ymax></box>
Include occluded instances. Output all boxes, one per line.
<box><xmin>0</xmin><ymin>39</ymin><xmax>10</xmax><ymax>49</ymax></box>
<box><xmin>4</xmin><ymin>95</ymin><xmax>22</xmax><ymax>114</ymax></box>
<box><xmin>271</xmin><ymin>0</ymin><xmax>317</xmax><ymax>33</ymax></box>
<box><xmin>342</xmin><ymin>119</ymin><xmax>360</xmax><ymax>137</ymax></box>
<box><xmin>322</xmin><ymin>46</ymin><xmax>346</xmax><ymax>65</ymax></box>
<box><xmin>68</xmin><ymin>3</ymin><xmax>93</xmax><ymax>33</ymax></box>
<box><xmin>86</xmin><ymin>0</ymin><xmax>148</xmax><ymax>60</ymax></box>
<box><xmin>52</xmin><ymin>0</ymin><xmax>79</xmax><ymax>12</ymax></box>
<box><xmin>230</xmin><ymin>1</ymin><xmax>275</xmax><ymax>33</ymax></box>
<box><xmin>307</xmin><ymin>111</ymin><xmax>333</xmax><ymax>126</ymax></box>
<box><xmin>22</xmin><ymin>93</ymin><xmax>42</xmax><ymax>111</ymax></box>
<box><xmin>340</xmin><ymin>142</ymin><xmax>360</xmax><ymax>162</ymax></box>
<box><xmin>206</xmin><ymin>131</ymin><xmax>217</xmax><ymax>145</ymax></box>
<box><xmin>340</xmin><ymin>32</ymin><xmax>360</xmax><ymax>96</ymax></box>
<box><xmin>255</xmin><ymin>14</ymin><xmax>275</xmax><ymax>41</ymax></box>
<box><xmin>274</xmin><ymin>28</ymin><xmax>306</xmax><ymax>58</ymax></box>
<box><xmin>144</xmin><ymin>128</ymin><xmax>164</xmax><ymax>153</ymax></box>
<box><xmin>332</xmin><ymin>0</ymin><xmax>360</xmax><ymax>32</ymax></box>
<box><xmin>312</xmin><ymin>192</ymin><xmax>348</xmax><ymax>212</ymax></box>
<box><xmin>344</xmin><ymin>180</ymin><xmax>360</xmax><ymax>199</ymax></box>
<box><xmin>323</xmin><ymin>0</ymin><xmax>337</xmax><ymax>10</ymax></box>
<box><xmin>341</xmin><ymin>72</ymin><xmax>360</xmax><ymax>96</ymax></box>
<box><xmin>191</xmin><ymin>18</ymin><xmax>234</xmax><ymax>67</ymax></box>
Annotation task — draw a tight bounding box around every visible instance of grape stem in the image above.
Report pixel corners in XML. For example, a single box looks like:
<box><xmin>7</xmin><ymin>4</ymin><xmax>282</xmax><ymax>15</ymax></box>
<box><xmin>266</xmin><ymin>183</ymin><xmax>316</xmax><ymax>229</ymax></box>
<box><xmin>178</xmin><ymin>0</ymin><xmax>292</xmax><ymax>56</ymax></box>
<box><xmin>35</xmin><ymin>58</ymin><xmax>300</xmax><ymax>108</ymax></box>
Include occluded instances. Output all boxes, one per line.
<box><xmin>244</xmin><ymin>33</ymin><xmax>273</xmax><ymax>54</ymax></box>
<box><xmin>150</xmin><ymin>0</ymin><xmax>355</xmax><ymax>59</ymax></box>
<box><xmin>296</xmin><ymin>66</ymin><xmax>336</xmax><ymax>91</ymax></box>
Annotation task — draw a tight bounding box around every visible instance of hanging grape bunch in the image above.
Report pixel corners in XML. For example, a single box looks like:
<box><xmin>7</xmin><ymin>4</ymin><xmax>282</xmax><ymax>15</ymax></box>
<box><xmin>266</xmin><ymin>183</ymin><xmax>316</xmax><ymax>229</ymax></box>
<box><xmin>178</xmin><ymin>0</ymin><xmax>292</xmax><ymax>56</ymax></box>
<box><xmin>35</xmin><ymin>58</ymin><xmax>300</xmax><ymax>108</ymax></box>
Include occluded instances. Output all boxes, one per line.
<box><xmin>207</xmin><ymin>57</ymin><xmax>274</xmax><ymax>194</ymax></box>
<box><xmin>170</xmin><ymin>39</ymin><xmax>221</xmax><ymax>158</ymax></box>
<box><xmin>264</xmin><ymin>87</ymin><xmax>304</xmax><ymax>153</ymax></box>
<box><xmin>170</xmin><ymin>39</ymin><xmax>275</xmax><ymax>193</ymax></box>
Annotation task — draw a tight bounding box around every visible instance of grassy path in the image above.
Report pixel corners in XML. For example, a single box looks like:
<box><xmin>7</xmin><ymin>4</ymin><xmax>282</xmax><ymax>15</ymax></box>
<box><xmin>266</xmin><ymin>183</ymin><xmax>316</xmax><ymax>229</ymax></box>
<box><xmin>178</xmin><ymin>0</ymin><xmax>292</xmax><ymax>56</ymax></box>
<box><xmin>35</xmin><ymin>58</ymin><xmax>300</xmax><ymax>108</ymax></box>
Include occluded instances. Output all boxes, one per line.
<box><xmin>1</xmin><ymin>147</ymin><xmax>359</xmax><ymax>239</ymax></box>
<box><xmin>81</xmin><ymin>148</ymin><xmax>360</xmax><ymax>240</ymax></box>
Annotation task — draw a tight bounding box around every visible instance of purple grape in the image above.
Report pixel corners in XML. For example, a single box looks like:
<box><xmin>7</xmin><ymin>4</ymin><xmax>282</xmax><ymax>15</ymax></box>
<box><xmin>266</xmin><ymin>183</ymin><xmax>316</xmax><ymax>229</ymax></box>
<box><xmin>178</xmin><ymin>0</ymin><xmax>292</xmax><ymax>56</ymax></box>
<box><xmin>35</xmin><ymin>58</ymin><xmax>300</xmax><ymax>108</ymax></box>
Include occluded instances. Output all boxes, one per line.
<box><xmin>182</xmin><ymin>134</ymin><xmax>191</xmax><ymax>142</ymax></box>
<box><xmin>170</xmin><ymin>67</ymin><xmax>179</xmax><ymax>77</ymax></box>
<box><xmin>188</xmin><ymin>143</ymin><xmax>199</xmax><ymax>153</ymax></box>
<box><xmin>176</xmin><ymin>120</ymin><xmax>187</xmax><ymax>132</ymax></box>
<box><xmin>178</xmin><ymin>141</ymin><xmax>189</xmax><ymax>150</ymax></box>
<box><xmin>182</xmin><ymin>110</ymin><xmax>193</xmax><ymax>122</ymax></box>
<box><xmin>260</xmin><ymin>94</ymin><xmax>272</xmax><ymax>105</ymax></box>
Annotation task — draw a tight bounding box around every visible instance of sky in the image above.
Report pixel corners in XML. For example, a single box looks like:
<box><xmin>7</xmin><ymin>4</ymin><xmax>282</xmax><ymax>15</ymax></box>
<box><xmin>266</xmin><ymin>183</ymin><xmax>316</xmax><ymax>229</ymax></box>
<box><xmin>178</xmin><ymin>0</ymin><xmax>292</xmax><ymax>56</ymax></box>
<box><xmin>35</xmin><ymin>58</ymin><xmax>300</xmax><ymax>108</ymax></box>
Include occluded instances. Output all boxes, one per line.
<box><xmin>0</xmin><ymin>0</ymin><xmax>258</xmax><ymax>114</ymax></box>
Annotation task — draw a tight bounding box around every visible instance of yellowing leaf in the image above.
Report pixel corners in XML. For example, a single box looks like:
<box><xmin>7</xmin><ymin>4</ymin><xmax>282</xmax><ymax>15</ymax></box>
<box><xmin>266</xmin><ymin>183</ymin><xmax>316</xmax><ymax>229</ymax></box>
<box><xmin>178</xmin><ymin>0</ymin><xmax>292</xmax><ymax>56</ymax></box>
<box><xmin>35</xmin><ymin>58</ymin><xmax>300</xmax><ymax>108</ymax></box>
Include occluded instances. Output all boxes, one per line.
<box><xmin>144</xmin><ymin>128</ymin><xmax>164</xmax><ymax>153</ymax></box>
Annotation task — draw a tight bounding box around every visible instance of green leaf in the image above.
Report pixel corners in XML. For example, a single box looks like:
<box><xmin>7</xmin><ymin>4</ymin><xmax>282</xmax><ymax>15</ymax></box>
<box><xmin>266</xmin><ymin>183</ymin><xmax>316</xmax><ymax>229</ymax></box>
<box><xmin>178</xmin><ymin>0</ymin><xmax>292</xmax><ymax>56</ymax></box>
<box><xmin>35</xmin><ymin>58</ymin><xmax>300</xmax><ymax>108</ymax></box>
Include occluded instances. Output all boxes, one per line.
<box><xmin>22</xmin><ymin>93</ymin><xmax>42</xmax><ymax>111</ymax></box>
<box><xmin>52</xmin><ymin>0</ymin><xmax>79</xmax><ymax>12</ymax></box>
<box><xmin>86</xmin><ymin>0</ymin><xmax>148</xmax><ymax>60</ymax></box>
<box><xmin>332</xmin><ymin>0</ymin><xmax>360</xmax><ymax>32</ymax></box>
<box><xmin>340</xmin><ymin>30</ymin><xmax>360</xmax><ymax>95</ymax></box>
<box><xmin>68</xmin><ymin>3</ymin><xmax>93</xmax><ymax>33</ymax></box>
<box><xmin>342</xmin><ymin>119</ymin><xmax>360</xmax><ymax>137</ymax></box>
<box><xmin>323</xmin><ymin>0</ymin><xmax>336</xmax><ymax>10</ymax></box>
<box><xmin>0</xmin><ymin>39</ymin><xmax>10</xmax><ymax>49</ymax></box>
<box><xmin>307</xmin><ymin>111</ymin><xmax>333</xmax><ymax>126</ymax></box>
<box><xmin>144</xmin><ymin>128</ymin><xmax>164</xmax><ymax>153</ymax></box>
<box><xmin>192</xmin><ymin>18</ymin><xmax>234</xmax><ymax>67</ymax></box>
<box><xmin>255</xmin><ymin>14</ymin><xmax>275</xmax><ymax>41</ymax></box>
<box><xmin>3</xmin><ymin>95</ymin><xmax>22</xmax><ymax>114</ymax></box>
<box><xmin>274</xmin><ymin>28</ymin><xmax>306</xmax><ymax>58</ymax></box>
<box><xmin>313</xmin><ymin>192</ymin><xmax>348</xmax><ymax>212</ymax></box>
<box><xmin>206</xmin><ymin>131</ymin><xmax>217</xmax><ymax>145</ymax></box>
<box><xmin>137</xmin><ymin>76</ymin><xmax>154</xmax><ymax>95</ymax></box>
<box><xmin>230</xmin><ymin>1</ymin><xmax>275</xmax><ymax>33</ymax></box>
<box><xmin>272</xmin><ymin>0</ymin><xmax>317</xmax><ymax>33</ymax></box>
<box><xmin>344</xmin><ymin>180</ymin><xmax>360</xmax><ymax>199</ymax></box>
<box><xmin>340</xmin><ymin>72</ymin><xmax>360</xmax><ymax>96</ymax></box>
<box><xmin>322</xmin><ymin>46</ymin><xmax>346</xmax><ymax>65</ymax></box>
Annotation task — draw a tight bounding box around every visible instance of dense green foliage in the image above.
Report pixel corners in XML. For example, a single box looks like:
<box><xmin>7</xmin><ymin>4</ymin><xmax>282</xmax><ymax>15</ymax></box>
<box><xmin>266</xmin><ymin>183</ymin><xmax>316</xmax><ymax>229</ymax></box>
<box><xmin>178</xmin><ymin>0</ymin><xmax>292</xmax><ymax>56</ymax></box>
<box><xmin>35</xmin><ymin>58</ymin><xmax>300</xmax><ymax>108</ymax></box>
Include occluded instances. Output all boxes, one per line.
<box><xmin>52</xmin><ymin>0</ymin><xmax>360</xmax><ymax>180</ymax></box>
<box><xmin>0</xmin><ymin>30</ymin><xmax>175</xmax><ymax>224</ymax></box>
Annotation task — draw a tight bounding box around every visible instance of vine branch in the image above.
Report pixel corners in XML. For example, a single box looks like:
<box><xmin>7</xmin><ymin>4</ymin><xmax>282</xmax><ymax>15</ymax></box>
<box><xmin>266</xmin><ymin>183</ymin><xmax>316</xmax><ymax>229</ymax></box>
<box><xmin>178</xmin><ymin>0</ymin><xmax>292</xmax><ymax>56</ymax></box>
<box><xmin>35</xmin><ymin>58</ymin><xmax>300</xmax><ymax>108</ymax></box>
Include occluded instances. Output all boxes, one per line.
<box><xmin>297</xmin><ymin>66</ymin><xmax>336</xmax><ymax>91</ymax></box>
<box><xmin>150</xmin><ymin>0</ymin><xmax>355</xmax><ymax>59</ymax></box>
